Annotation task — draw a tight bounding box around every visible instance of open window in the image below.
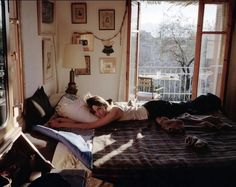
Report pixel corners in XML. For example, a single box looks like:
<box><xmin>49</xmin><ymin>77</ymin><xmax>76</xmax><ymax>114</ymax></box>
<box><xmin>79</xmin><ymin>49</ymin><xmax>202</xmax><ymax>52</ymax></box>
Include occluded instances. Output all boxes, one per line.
<box><xmin>129</xmin><ymin>0</ymin><xmax>233</xmax><ymax>103</ymax></box>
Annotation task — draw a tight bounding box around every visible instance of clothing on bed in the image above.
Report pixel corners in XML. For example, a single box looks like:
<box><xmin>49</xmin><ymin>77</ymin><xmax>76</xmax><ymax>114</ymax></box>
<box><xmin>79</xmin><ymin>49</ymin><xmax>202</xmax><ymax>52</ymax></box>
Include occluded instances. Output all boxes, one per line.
<box><xmin>116</xmin><ymin>104</ymin><xmax>148</xmax><ymax>121</ymax></box>
<box><xmin>143</xmin><ymin>93</ymin><xmax>221</xmax><ymax>119</ymax></box>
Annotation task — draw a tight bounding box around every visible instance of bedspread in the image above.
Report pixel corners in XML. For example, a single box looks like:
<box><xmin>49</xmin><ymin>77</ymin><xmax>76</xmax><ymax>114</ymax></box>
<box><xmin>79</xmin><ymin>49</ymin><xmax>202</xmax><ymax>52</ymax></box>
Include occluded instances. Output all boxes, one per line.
<box><xmin>92</xmin><ymin>114</ymin><xmax>236</xmax><ymax>186</ymax></box>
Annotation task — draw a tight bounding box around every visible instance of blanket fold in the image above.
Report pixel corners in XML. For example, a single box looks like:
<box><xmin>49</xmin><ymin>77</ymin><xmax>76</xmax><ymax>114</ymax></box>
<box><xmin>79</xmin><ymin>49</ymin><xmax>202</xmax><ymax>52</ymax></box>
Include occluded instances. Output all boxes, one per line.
<box><xmin>32</xmin><ymin>125</ymin><xmax>93</xmax><ymax>169</ymax></box>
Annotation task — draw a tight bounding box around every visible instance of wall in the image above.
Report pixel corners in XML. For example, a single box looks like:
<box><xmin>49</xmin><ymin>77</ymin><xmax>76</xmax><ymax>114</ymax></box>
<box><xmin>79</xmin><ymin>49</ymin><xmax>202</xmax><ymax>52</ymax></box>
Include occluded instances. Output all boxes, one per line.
<box><xmin>21</xmin><ymin>1</ymin><xmax>56</xmax><ymax>98</ymax></box>
<box><xmin>21</xmin><ymin>0</ymin><xmax>126</xmax><ymax>101</ymax></box>
<box><xmin>225</xmin><ymin>3</ymin><xmax>236</xmax><ymax>121</ymax></box>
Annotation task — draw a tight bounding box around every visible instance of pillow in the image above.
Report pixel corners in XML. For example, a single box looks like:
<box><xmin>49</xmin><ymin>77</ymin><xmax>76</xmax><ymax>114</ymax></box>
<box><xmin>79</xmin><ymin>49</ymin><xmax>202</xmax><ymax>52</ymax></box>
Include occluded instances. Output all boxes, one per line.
<box><xmin>49</xmin><ymin>93</ymin><xmax>65</xmax><ymax>107</ymax></box>
<box><xmin>31</xmin><ymin>86</ymin><xmax>55</xmax><ymax>115</ymax></box>
<box><xmin>55</xmin><ymin>94</ymin><xmax>98</xmax><ymax>123</ymax></box>
<box><xmin>23</xmin><ymin>86</ymin><xmax>55</xmax><ymax>130</ymax></box>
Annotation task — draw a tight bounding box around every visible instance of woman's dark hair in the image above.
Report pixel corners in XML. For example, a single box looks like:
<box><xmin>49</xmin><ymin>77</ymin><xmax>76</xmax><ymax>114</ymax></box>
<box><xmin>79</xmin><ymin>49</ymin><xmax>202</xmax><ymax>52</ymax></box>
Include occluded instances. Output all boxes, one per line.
<box><xmin>85</xmin><ymin>95</ymin><xmax>109</xmax><ymax>114</ymax></box>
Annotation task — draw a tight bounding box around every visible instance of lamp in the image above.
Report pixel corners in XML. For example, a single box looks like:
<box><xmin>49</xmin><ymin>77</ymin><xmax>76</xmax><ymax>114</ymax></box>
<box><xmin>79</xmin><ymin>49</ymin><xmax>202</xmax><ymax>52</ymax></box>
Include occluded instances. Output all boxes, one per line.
<box><xmin>63</xmin><ymin>44</ymin><xmax>86</xmax><ymax>95</ymax></box>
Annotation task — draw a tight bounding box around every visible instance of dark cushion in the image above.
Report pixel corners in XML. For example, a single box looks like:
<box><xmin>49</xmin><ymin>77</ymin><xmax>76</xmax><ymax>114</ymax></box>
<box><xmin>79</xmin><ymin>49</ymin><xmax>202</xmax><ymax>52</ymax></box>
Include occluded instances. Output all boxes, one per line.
<box><xmin>23</xmin><ymin>86</ymin><xmax>54</xmax><ymax>131</ymax></box>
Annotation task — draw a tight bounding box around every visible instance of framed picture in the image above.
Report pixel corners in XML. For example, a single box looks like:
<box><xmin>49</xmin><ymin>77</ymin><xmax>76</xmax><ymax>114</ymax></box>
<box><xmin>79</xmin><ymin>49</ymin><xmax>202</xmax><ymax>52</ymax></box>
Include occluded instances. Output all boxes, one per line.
<box><xmin>99</xmin><ymin>9</ymin><xmax>115</xmax><ymax>30</ymax></box>
<box><xmin>42</xmin><ymin>38</ymin><xmax>54</xmax><ymax>83</ymax></box>
<box><xmin>75</xmin><ymin>56</ymin><xmax>91</xmax><ymax>75</ymax></box>
<box><xmin>71</xmin><ymin>3</ymin><xmax>87</xmax><ymax>24</ymax></box>
<box><xmin>72</xmin><ymin>32</ymin><xmax>94</xmax><ymax>51</ymax></box>
<box><xmin>37</xmin><ymin>0</ymin><xmax>56</xmax><ymax>35</ymax></box>
<box><xmin>99</xmin><ymin>57</ymin><xmax>116</xmax><ymax>74</ymax></box>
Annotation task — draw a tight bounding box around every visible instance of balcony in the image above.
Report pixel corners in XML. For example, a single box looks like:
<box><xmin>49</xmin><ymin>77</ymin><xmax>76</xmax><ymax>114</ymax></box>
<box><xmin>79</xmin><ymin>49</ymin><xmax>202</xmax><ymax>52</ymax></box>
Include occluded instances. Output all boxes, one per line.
<box><xmin>138</xmin><ymin>65</ymin><xmax>221</xmax><ymax>102</ymax></box>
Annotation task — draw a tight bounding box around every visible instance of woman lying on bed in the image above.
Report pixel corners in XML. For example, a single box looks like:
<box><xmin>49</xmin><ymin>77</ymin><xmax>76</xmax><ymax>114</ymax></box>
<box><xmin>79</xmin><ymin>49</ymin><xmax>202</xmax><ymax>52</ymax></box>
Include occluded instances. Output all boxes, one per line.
<box><xmin>49</xmin><ymin>93</ymin><xmax>221</xmax><ymax>131</ymax></box>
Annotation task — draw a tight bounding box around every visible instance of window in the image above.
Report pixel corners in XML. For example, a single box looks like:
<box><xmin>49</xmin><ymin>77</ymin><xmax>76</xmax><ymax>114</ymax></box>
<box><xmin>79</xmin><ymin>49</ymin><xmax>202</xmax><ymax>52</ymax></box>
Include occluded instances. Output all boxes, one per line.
<box><xmin>0</xmin><ymin>0</ymin><xmax>8</xmax><ymax>126</ymax></box>
<box><xmin>129</xmin><ymin>0</ymin><xmax>233</xmax><ymax>103</ymax></box>
<box><xmin>0</xmin><ymin>0</ymin><xmax>23</xmax><ymax>130</ymax></box>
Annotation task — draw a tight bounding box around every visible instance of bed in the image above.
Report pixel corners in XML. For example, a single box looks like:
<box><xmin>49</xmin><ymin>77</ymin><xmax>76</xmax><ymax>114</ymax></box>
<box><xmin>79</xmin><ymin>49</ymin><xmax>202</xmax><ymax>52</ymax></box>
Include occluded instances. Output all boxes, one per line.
<box><xmin>91</xmin><ymin>114</ymin><xmax>236</xmax><ymax>186</ymax></box>
<box><xmin>23</xmin><ymin>89</ymin><xmax>236</xmax><ymax>186</ymax></box>
<box><xmin>25</xmin><ymin>113</ymin><xmax>236</xmax><ymax>187</ymax></box>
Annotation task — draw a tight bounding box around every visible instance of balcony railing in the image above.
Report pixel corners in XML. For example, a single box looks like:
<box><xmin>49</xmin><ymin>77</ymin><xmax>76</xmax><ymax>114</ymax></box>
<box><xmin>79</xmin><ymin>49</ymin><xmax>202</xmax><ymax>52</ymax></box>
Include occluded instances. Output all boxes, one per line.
<box><xmin>138</xmin><ymin>65</ymin><xmax>221</xmax><ymax>102</ymax></box>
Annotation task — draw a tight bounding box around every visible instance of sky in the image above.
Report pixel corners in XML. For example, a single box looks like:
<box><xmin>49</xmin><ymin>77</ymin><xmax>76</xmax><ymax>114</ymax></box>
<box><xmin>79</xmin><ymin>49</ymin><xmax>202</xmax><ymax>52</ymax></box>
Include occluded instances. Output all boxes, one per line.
<box><xmin>141</xmin><ymin>2</ymin><xmax>198</xmax><ymax>24</ymax></box>
<box><xmin>140</xmin><ymin>2</ymin><xmax>217</xmax><ymax>35</ymax></box>
<box><xmin>139</xmin><ymin>2</ymin><xmax>217</xmax><ymax>36</ymax></box>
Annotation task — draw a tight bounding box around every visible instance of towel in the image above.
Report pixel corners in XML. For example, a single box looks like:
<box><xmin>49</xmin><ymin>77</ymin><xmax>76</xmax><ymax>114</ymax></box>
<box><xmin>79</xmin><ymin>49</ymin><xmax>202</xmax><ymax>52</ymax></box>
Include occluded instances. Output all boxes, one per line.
<box><xmin>185</xmin><ymin>135</ymin><xmax>208</xmax><ymax>150</ymax></box>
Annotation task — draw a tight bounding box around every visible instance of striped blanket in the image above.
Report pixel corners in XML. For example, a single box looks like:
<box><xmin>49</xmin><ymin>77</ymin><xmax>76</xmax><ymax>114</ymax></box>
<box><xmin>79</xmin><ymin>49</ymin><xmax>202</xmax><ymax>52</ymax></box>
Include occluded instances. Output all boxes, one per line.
<box><xmin>92</xmin><ymin>114</ymin><xmax>236</xmax><ymax>186</ymax></box>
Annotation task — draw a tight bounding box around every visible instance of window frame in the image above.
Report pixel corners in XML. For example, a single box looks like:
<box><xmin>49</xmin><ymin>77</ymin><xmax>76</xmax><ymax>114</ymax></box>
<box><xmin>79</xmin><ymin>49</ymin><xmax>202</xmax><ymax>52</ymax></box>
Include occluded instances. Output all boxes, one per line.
<box><xmin>128</xmin><ymin>0</ymin><xmax>234</xmax><ymax>103</ymax></box>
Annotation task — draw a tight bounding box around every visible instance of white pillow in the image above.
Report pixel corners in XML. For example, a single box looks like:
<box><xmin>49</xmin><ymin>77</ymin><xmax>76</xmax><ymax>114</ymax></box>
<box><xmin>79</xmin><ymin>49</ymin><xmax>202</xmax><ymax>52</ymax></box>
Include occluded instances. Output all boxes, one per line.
<box><xmin>55</xmin><ymin>94</ymin><xmax>98</xmax><ymax>123</ymax></box>
<box><xmin>49</xmin><ymin>93</ymin><xmax>65</xmax><ymax>107</ymax></box>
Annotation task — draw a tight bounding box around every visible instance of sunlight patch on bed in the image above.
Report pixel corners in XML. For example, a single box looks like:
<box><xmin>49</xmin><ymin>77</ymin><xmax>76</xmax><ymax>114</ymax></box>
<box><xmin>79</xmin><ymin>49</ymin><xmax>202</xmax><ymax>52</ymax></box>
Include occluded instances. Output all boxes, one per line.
<box><xmin>93</xmin><ymin>139</ymin><xmax>134</xmax><ymax>166</ymax></box>
<box><xmin>136</xmin><ymin>132</ymin><xmax>144</xmax><ymax>139</ymax></box>
<box><xmin>92</xmin><ymin>134</ymin><xmax>116</xmax><ymax>154</ymax></box>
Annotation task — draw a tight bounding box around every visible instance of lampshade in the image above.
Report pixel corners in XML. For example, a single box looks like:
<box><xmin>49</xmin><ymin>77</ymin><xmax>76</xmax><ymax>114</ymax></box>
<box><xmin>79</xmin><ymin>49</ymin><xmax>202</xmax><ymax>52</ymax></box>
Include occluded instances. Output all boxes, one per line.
<box><xmin>63</xmin><ymin>44</ymin><xmax>86</xmax><ymax>69</ymax></box>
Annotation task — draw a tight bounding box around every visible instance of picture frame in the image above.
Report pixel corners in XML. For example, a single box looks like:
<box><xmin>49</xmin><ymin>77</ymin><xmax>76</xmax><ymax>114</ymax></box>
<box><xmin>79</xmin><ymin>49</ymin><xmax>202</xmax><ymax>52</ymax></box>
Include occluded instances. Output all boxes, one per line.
<box><xmin>99</xmin><ymin>9</ymin><xmax>115</xmax><ymax>30</ymax></box>
<box><xmin>37</xmin><ymin>0</ymin><xmax>56</xmax><ymax>35</ymax></box>
<box><xmin>71</xmin><ymin>3</ymin><xmax>87</xmax><ymax>24</ymax></box>
<box><xmin>42</xmin><ymin>38</ymin><xmax>54</xmax><ymax>83</ymax></box>
<box><xmin>75</xmin><ymin>56</ymin><xmax>91</xmax><ymax>75</ymax></box>
<box><xmin>99</xmin><ymin>57</ymin><xmax>116</xmax><ymax>74</ymax></box>
<box><xmin>72</xmin><ymin>32</ymin><xmax>94</xmax><ymax>51</ymax></box>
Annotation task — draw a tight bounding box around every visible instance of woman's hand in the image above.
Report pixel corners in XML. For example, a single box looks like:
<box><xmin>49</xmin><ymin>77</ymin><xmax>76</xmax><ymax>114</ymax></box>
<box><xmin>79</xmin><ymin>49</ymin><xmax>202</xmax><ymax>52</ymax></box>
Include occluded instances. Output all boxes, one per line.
<box><xmin>48</xmin><ymin>118</ymin><xmax>63</xmax><ymax>128</ymax></box>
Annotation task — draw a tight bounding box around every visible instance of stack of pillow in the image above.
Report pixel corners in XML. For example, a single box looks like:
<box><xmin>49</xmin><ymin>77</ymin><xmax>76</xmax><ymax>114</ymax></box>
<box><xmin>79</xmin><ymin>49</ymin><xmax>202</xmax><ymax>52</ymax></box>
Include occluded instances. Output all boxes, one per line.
<box><xmin>24</xmin><ymin>87</ymin><xmax>99</xmax><ymax>131</ymax></box>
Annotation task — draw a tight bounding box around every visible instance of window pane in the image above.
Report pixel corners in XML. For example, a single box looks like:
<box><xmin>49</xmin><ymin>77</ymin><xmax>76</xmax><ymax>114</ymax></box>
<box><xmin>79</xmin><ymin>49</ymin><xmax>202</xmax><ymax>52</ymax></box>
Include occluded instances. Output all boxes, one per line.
<box><xmin>203</xmin><ymin>4</ymin><xmax>227</xmax><ymax>32</ymax></box>
<box><xmin>137</xmin><ymin>1</ymin><xmax>198</xmax><ymax>102</ymax></box>
<box><xmin>0</xmin><ymin>1</ymin><xmax>7</xmax><ymax>126</ymax></box>
<box><xmin>131</xmin><ymin>1</ymin><xmax>138</xmax><ymax>31</ymax></box>
<box><xmin>197</xmin><ymin>34</ymin><xmax>226</xmax><ymax>96</ymax></box>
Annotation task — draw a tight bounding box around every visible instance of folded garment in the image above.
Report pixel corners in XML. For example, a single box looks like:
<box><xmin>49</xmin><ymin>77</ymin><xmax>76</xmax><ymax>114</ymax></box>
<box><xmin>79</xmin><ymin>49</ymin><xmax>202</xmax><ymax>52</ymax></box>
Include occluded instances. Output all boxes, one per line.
<box><xmin>185</xmin><ymin>135</ymin><xmax>208</xmax><ymax>150</ymax></box>
<box><xmin>199</xmin><ymin>121</ymin><xmax>218</xmax><ymax>130</ymax></box>
<box><xmin>156</xmin><ymin>117</ymin><xmax>185</xmax><ymax>134</ymax></box>
<box><xmin>178</xmin><ymin>113</ymin><xmax>232</xmax><ymax>131</ymax></box>
<box><xmin>178</xmin><ymin>113</ymin><xmax>221</xmax><ymax>123</ymax></box>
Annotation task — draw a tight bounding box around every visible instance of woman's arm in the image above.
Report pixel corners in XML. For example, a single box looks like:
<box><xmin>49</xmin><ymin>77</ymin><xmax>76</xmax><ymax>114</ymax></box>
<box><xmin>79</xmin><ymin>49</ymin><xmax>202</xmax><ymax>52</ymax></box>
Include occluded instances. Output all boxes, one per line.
<box><xmin>49</xmin><ymin>107</ymin><xmax>123</xmax><ymax>129</ymax></box>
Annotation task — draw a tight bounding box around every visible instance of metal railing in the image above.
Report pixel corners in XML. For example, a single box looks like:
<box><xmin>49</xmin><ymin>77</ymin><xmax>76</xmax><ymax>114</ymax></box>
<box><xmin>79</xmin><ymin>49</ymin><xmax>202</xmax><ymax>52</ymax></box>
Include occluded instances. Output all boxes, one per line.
<box><xmin>139</xmin><ymin>66</ymin><xmax>219</xmax><ymax>102</ymax></box>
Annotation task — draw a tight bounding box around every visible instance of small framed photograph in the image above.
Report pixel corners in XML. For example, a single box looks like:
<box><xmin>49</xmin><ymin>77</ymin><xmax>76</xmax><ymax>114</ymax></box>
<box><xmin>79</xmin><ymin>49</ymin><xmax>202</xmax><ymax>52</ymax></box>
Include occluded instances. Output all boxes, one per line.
<box><xmin>37</xmin><ymin>0</ymin><xmax>56</xmax><ymax>35</ymax></box>
<box><xmin>42</xmin><ymin>38</ymin><xmax>54</xmax><ymax>83</ymax></box>
<box><xmin>72</xmin><ymin>32</ymin><xmax>94</xmax><ymax>51</ymax></box>
<box><xmin>75</xmin><ymin>56</ymin><xmax>91</xmax><ymax>75</ymax></box>
<box><xmin>99</xmin><ymin>9</ymin><xmax>115</xmax><ymax>30</ymax></box>
<box><xmin>100</xmin><ymin>57</ymin><xmax>116</xmax><ymax>74</ymax></box>
<box><xmin>42</xmin><ymin>1</ymin><xmax>54</xmax><ymax>23</ymax></box>
<box><xmin>71</xmin><ymin>3</ymin><xmax>87</xmax><ymax>24</ymax></box>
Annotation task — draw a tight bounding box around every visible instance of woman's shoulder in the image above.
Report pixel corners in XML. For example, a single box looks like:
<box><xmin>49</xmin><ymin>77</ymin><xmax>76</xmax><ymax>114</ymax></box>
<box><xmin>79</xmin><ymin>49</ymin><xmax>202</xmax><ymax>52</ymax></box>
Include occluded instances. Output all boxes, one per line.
<box><xmin>110</xmin><ymin>105</ymin><xmax>123</xmax><ymax>111</ymax></box>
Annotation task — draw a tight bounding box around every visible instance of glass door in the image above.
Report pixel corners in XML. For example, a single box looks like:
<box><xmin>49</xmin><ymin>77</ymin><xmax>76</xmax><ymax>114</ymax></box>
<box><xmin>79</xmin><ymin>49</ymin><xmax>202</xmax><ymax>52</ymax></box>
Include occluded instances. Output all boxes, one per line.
<box><xmin>192</xmin><ymin>0</ymin><xmax>232</xmax><ymax>101</ymax></box>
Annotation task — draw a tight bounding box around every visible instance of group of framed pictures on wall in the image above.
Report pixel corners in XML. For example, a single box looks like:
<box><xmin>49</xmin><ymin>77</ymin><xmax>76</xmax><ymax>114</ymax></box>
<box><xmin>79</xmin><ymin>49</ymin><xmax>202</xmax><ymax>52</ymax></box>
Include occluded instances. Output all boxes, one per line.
<box><xmin>72</xmin><ymin>32</ymin><xmax>116</xmax><ymax>75</ymax></box>
<box><xmin>71</xmin><ymin>2</ymin><xmax>115</xmax><ymax>30</ymax></box>
<box><xmin>37</xmin><ymin>1</ymin><xmax>116</xmax><ymax>83</ymax></box>
<box><xmin>75</xmin><ymin>56</ymin><xmax>117</xmax><ymax>75</ymax></box>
